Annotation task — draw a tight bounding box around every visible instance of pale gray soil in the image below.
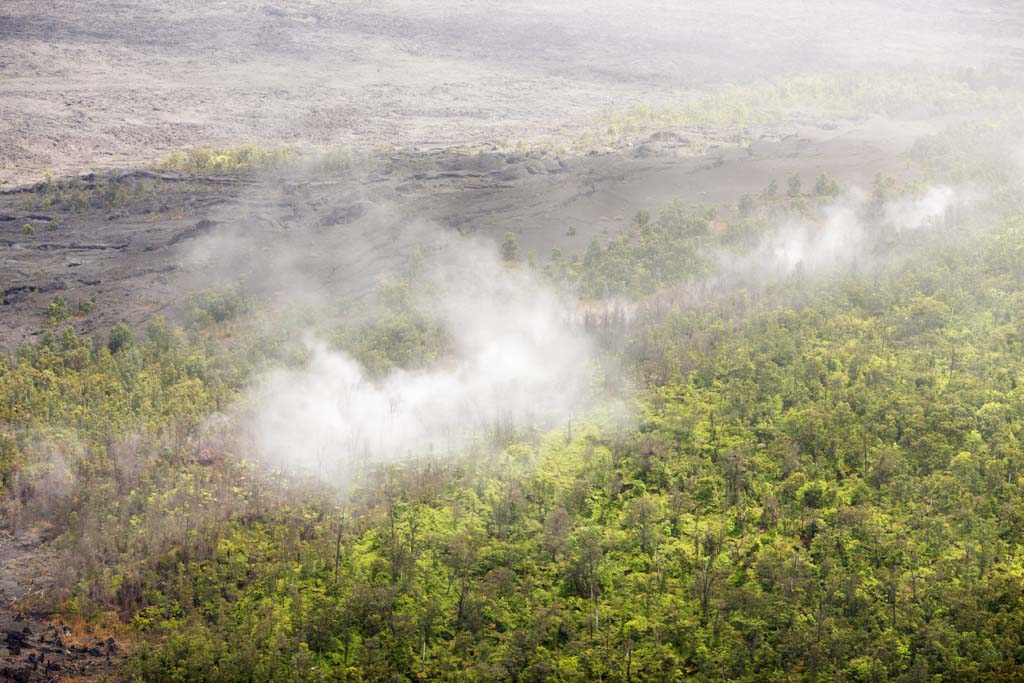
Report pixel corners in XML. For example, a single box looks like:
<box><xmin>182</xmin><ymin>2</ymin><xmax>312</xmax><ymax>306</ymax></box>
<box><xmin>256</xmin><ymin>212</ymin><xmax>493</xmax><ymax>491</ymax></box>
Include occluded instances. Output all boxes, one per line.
<box><xmin>1</xmin><ymin>0</ymin><xmax>1022</xmax><ymax>185</ymax></box>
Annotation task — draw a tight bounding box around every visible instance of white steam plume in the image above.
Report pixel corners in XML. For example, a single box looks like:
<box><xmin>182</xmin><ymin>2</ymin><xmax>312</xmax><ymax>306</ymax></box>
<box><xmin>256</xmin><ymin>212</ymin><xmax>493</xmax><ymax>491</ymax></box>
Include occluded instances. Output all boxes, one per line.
<box><xmin>719</xmin><ymin>184</ymin><xmax>978</xmax><ymax>283</ymax></box>
<box><xmin>883</xmin><ymin>185</ymin><xmax>978</xmax><ymax>231</ymax></box>
<box><xmin>247</xmin><ymin>227</ymin><xmax>592</xmax><ymax>478</ymax></box>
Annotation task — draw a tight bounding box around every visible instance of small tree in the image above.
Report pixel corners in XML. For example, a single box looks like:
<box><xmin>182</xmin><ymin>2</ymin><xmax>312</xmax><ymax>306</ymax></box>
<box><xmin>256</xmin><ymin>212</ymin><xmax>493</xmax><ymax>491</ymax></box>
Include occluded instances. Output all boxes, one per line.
<box><xmin>47</xmin><ymin>296</ymin><xmax>70</xmax><ymax>325</ymax></box>
<box><xmin>500</xmin><ymin>231</ymin><xmax>519</xmax><ymax>262</ymax></box>
<box><xmin>787</xmin><ymin>173</ymin><xmax>802</xmax><ymax>197</ymax></box>
<box><xmin>814</xmin><ymin>173</ymin><xmax>840</xmax><ymax>198</ymax></box>
<box><xmin>76</xmin><ymin>298</ymin><xmax>96</xmax><ymax>316</ymax></box>
<box><xmin>870</xmin><ymin>173</ymin><xmax>897</xmax><ymax>217</ymax></box>
<box><xmin>738</xmin><ymin>194</ymin><xmax>754</xmax><ymax>216</ymax></box>
<box><xmin>108</xmin><ymin>322</ymin><xmax>135</xmax><ymax>354</ymax></box>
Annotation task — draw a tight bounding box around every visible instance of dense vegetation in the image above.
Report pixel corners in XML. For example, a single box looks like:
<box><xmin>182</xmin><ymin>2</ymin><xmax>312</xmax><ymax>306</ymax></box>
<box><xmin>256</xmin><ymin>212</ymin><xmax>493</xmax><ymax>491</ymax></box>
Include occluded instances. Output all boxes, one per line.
<box><xmin>4</xmin><ymin>106</ymin><xmax>1024</xmax><ymax>682</ymax></box>
<box><xmin>160</xmin><ymin>145</ymin><xmax>298</xmax><ymax>173</ymax></box>
<box><xmin>5</xmin><ymin>206</ymin><xmax>1024</xmax><ymax>682</ymax></box>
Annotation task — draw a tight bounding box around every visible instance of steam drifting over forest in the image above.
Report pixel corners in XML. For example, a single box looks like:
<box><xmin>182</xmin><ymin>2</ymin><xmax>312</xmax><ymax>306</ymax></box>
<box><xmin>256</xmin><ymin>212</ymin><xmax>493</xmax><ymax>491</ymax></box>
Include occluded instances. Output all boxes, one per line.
<box><xmin>2</xmin><ymin>2</ymin><xmax>1024</xmax><ymax>682</ymax></box>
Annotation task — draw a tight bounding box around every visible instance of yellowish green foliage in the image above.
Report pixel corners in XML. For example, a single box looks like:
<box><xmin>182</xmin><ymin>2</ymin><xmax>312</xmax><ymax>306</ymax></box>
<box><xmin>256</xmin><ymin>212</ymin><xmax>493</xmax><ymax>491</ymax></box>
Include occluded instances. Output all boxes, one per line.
<box><xmin>504</xmin><ymin>68</ymin><xmax>1021</xmax><ymax>156</ymax></box>
<box><xmin>3</xmin><ymin>116</ymin><xmax>1024</xmax><ymax>682</ymax></box>
<box><xmin>160</xmin><ymin>144</ymin><xmax>297</xmax><ymax>173</ymax></box>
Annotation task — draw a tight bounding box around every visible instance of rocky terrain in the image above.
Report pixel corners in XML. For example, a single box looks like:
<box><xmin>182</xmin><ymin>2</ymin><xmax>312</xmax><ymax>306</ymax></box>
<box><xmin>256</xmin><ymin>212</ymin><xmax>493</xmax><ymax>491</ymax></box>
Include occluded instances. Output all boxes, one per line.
<box><xmin>2</xmin><ymin>0</ymin><xmax>1022</xmax><ymax>185</ymax></box>
<box><xmin>0</xmin><ymin>114</ymin><xmax>937</xmax><ymax>349</ymax></box>
<box><xmin>2</xmin><ymin>0</ymin><xmax>1017</xmax><ymax>346</ymax></box>
<box><xmin>1</xmin><ymin>529</ymin><xmax>125</xmax><ymax>681</ymax></box>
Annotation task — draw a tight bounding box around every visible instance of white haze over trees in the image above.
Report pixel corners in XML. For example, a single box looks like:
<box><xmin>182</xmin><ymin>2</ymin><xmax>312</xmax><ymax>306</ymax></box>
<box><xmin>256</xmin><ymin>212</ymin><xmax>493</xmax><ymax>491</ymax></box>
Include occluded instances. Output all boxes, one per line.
<box><xmin>236</xmin><ymin>183</ymin><xmax>979</xmax><ymax>479</ymax></box>
<box><xmin>718</xmin><ymin>184</ymin><xmax>979</xmax><ymax>283</ymax></box>
<box><xmin>247</xmin><ymin>229</ymin><xmax>592</xmax><ymax>478</ymax></box>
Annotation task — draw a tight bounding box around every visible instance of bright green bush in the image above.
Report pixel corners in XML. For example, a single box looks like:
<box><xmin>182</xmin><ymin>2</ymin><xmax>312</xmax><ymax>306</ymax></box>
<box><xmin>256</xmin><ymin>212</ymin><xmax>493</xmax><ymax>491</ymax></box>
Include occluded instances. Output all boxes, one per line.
<box><xmin>46</xmin><ymin>296</ymin><xmax>70</xmax><ymax>325</ymax></box>
<box><xmin>160</xmin><ymin>144</ymin><xmax>296</xmax><ymax>173</ymax></box>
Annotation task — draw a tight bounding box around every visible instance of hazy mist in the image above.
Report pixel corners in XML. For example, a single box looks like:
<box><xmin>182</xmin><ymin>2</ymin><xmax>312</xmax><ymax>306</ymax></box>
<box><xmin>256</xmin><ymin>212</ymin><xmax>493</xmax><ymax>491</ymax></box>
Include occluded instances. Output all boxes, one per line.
<box><xmin>239</xmin><ymin>224</ymin><xmax>592</xmax><ymax>477</ymax></box>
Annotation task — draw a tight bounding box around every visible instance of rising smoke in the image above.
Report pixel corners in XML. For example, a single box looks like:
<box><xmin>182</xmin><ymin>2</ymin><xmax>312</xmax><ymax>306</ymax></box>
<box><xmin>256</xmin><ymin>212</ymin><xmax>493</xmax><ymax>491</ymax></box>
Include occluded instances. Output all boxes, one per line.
<box><xmin>196</xmin><ymin>175</ymin><xmax>977</xmax><ymax>481</ymax></box>
<box><xmin>243</xmin><ymin>225</ymin><xmax>592</xmax><ymax>479</ymax></box>
<box><xmin>718</xmin><ymin>184</ymin><xmax>979</xmax><ymax>284</ymax></box>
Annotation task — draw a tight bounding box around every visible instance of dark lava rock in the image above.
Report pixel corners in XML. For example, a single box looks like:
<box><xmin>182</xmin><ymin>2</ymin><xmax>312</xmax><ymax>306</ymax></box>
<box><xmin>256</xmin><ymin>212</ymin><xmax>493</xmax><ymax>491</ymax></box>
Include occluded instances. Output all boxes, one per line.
<box><xmin>0</xmin><ymin>667</ymin><xmax>31</xmax><ymax>683</ymax></box>
<box><xmin>317</xmin><ymin>203</ymin><xmax>366</xmax><ymax>227</ymax></box>
<box><xmin>4</xmin><ymin>630</ymin><xmax>28</xmax><ymax>644</ymax></box>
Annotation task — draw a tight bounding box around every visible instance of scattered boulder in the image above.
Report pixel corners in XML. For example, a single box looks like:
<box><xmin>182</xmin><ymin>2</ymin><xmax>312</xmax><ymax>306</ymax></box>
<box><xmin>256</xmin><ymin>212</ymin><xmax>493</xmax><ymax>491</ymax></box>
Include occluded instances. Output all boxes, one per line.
<box><xmin>645</xmin><ymin>130</ymin><xmax>691</xmax><ymax>145</ymax></box>
<box><xmin>0</xmin><ymin>667</ymin><xmax>31</xmax><ymax>683</ymax></box>
<box><xmin>317</xmin><ymin>203</ymin><xmax>366</xmax><ymax>227</ymax></box>
<box><xmin>168</xmin><ymin>219</ymin><xmax>217</xmax><ymax>246</ymax></box>
<box><xmin>494</xmin><ymin>166</ymin><xmax>526</xmax><ymax>181</ymax></box>
<box><xmin>443</xmin><ymin>153</ymin><xmax>505</xmax><ymax>174</ymax></box>
<box><xmin>524</xmin><ymin>160</ymin><xmax>548</xmax><ymax>175</ymax></box>
<box><xmin>5</xmin><ymin>630</ymin><xmax>29</xmax><ymax>655</ymax></box>
<box><xmin>633</xmin><ymin>142</ymin><xmax>664</xmax><ymax>158</ymax></box>
<box><xmin>542</xmin><ymin>159</ymin><xmax>563</xmax><ymax>174</ymax></box>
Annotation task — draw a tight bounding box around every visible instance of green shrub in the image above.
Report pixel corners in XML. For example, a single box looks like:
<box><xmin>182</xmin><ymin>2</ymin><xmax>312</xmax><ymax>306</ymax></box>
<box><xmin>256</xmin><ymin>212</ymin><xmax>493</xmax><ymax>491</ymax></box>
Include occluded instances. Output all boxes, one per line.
<box><xmin>187</xmin><ymin>291</ymin><xmax>249</xmax><ymax>328</ymax></box>
<box><xmin>0</xmin><ymin>435</ymin><xmax>20</xmax><ymax>493</ymax></box>
<box><xmin>75</xmin><ymin>298</ymin><xmax>96</xmax><ymax>316</ymax></box>
<box><xmin>161</xmin><ymin>144</ymin><xmax>296</xmax><ymax>173</ymax></box>
<box><xmin>47</xmin><ymin>296</ymin><xmax>70</xmax><ymax>325</ymax></box>
<box><xmin>501</xmin><ymin>231</ymin><xmax>520</xmax><ymax>262</ymax></box>
<box><xmin>108</xmin><ymin>322</ymin><xmax>135</xmax><ymax>354</ymax></box>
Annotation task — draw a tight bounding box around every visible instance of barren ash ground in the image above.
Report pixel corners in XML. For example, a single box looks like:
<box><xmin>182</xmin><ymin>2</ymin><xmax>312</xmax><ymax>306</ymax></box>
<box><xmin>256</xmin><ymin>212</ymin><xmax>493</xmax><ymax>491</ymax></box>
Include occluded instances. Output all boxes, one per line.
<box><xmin>2</xmin><ymin>0</ymin><xmax>1022</xmax><ymax>348</ymax></box>
<box><xmin>2</xmin><ymin>0</ymin><xmax>1023</xmax><ymax>182</ymax></box>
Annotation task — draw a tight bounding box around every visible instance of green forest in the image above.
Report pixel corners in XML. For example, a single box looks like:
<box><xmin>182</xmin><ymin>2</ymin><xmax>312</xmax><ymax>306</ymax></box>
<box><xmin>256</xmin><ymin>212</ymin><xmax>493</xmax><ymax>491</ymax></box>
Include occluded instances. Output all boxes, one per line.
<box><xmin>3</xmin><ymin>119</ymin><xmax>1024</xmax><ymax>683</ymax></box>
